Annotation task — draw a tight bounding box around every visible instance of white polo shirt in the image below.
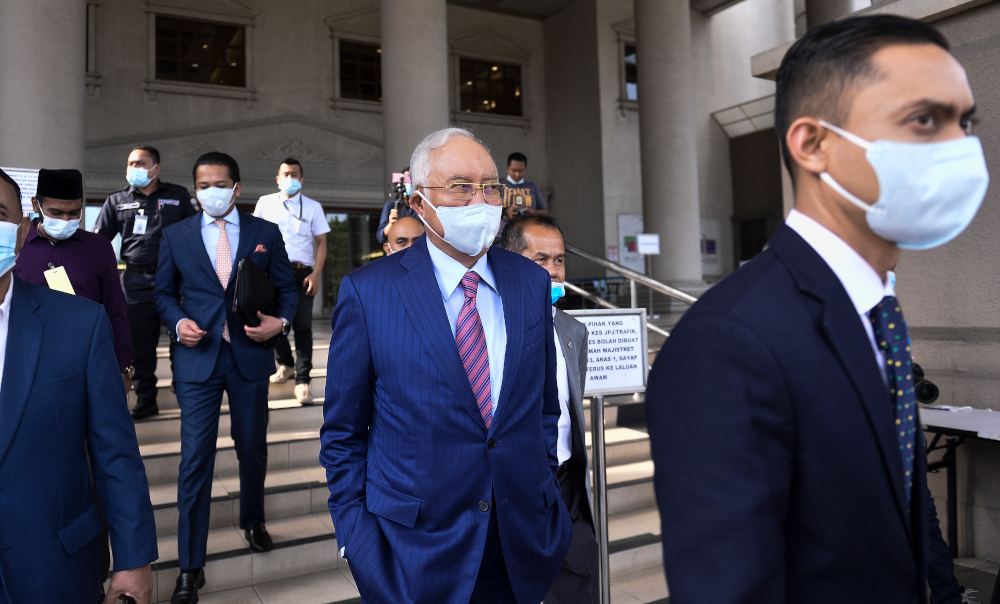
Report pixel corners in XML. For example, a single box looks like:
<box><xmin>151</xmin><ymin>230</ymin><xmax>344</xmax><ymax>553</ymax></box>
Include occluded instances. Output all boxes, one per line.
<box><xmin>253</xmin><ymin>192</ymin><xmax>331</xmax><ymax>266</ymax></box>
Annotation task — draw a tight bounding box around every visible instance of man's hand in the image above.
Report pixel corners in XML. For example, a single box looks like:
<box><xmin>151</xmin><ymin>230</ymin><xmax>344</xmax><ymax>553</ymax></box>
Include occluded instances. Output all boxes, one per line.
<box><xmin>304</xmin><ymin>270</ymin><xmax>320</xmax><ymax>297</ymax></box>
<box><xmin>123</xmin><ymin>374</ymin><xmax>132</xmax><ymax>392</ymax></box>
<box><xmin>383</xmin><ymin>208</ymin><xmax>399</xmax><ymax>237</ymax></box>
<box><xmin>504</xmin><ymin>205</ymin><xmax>516</xmax><ymax>221</ymax></box>
<box><xmin>245</xmin><ymin>312</ymin><xmax>283</xmax><ymax>342</ymax></box>
<box><xmin>178</xmin><ymin>319</ymin><xmax>206</xmax><ymax>348</ymax></box>
<box><xmin>104</xmin><ymin>565</ymin><xmax>153</xmax><ymax>604</ymax></box>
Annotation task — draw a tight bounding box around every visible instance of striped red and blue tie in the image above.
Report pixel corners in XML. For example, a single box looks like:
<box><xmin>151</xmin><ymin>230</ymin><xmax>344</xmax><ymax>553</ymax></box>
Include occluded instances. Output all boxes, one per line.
<box><xmin>456</xmin><ymin>271</ymin><xmax>492</xmax><ymax>429</ymax></box>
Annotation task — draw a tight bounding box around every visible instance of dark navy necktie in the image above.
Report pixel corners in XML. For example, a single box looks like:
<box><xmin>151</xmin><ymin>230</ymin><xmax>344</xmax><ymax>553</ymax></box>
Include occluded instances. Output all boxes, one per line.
<box><xmin>869</xmin><ymin>296</ymin><xmax>916</xmax><ymax>507</ymax></box>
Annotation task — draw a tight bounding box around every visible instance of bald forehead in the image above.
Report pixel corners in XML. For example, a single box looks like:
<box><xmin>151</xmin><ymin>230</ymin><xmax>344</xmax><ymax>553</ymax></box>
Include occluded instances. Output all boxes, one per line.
<box><xmin>388</xmin><ymin>217</ymin><xmax>424</xmax><ymax>239</ymax></box>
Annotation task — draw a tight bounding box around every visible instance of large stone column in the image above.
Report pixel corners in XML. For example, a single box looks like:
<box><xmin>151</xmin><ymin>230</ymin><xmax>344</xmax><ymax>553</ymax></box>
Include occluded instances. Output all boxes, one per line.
<box><xmin>380</xmin><ymin>0</ymin><xmax>450</xmax><ymax>183</ymax></box>
<box><xmin>0</xmin><ymin>0</ymin><xmax>86</xmax><ymax>172</ymax></box>
<box><xmin>634</xmin><ymin>0</ymin><xmax>702</xmax><ymax>284</ymax></box>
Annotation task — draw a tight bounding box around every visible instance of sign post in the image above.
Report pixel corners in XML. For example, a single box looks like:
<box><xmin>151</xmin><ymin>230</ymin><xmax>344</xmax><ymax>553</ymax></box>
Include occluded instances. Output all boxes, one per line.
<box><xmin>566</xmin><ymin>308</ymin><xmax>649</xmax><ymax>604</ymax></box>
<box><xmin>636</xmin><ymin>233</ymin><xmax>660</xmax><ymax>317</ymax></box>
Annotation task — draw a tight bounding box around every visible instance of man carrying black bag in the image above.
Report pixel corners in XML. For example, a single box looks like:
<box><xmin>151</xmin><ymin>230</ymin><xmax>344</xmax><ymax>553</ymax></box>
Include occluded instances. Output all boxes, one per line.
<box><xmin>153</xmin><ymin>152</ymin><xmax>297</xmax><ymax>604</ymax></box>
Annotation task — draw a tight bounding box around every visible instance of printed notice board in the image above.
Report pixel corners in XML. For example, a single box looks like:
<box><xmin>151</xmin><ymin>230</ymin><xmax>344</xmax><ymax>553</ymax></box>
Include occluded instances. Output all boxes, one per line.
<box><xmin>0</xmin><ymin>167</ymin><xmax>38</xmax><ymax>214</ymax></box>
<box><xmin>566</xmin><ymin>308</ymin><xmax>648</xmax><ymax>397</ymax></box>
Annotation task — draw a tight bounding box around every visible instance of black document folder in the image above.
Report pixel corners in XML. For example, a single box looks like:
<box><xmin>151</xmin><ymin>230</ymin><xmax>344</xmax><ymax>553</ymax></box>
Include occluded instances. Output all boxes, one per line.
<box><xmin>233</xmin><ymin>256</ymin><xmax>275</xmax><ymax>328</ymax></box>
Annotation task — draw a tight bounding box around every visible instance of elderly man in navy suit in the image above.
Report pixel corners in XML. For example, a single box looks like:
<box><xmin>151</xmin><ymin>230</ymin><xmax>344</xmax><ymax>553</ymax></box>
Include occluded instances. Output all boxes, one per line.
<box><xmin>321</xmin><ymin>127</ymin><xmax>572</xmax><ymax>604</ymax></box>
<box><xmin>0</xmin><ymin>169</ymin><xmax>158</xmax><ymax>603</ymax></box>
<box><xmin>155</xmin><ymin>152</ymin><xmax>297</xmax><ymax>603</ymax></box>
<box><xmin>645</xmin><ymin>16</ymin><xmax>988</xmax><ymax>604</ymax></box>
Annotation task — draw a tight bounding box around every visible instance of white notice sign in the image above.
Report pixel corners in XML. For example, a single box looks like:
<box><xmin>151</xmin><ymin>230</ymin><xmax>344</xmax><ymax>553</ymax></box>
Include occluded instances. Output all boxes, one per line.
<box><xmin>637</xmin><ymin>233</ymin><xmax>660</xmax><ymax>255</ymax></box>
<box><xmin>0</xmin><ymin>167</ymin><xmax>38</xmax><ymax>214</ymax></box>
<box><xmin>567</xmin><ymin>309</ymin><xmax>648</xmax><ymax>397</ymax></box>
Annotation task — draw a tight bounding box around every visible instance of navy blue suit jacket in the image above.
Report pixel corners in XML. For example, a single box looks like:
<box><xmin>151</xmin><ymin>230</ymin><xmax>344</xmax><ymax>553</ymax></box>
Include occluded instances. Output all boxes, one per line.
<box><xmin>0</xmin><ymin>277</ymin><xmax>157</xmax><ymax>601</ymax></box>
<box><xmin>154</xmin><ymin>211</ymin><xmax>297</xmax><ymax>383</ymax></box>
<box><xmin>320</xmin><ymin>236</ymin><xmax>572</xmax><ymax>604</ymax></box>
<box><xmin>646</xmin><ymin>224</ymin><xmax>928</xmax><ymax>604</ymax></box>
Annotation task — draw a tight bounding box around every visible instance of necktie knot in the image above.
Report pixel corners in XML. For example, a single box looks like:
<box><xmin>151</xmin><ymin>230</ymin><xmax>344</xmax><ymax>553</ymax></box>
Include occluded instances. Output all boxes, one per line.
<box><xmin>215</xmin><ymin>218</ymin><xmax>226</xmax><ymax>229</ymax></box>
<box><xmin>461</xmin><ymin>271</ymin><xmax>481</xmax><ymax>299</ymax></box>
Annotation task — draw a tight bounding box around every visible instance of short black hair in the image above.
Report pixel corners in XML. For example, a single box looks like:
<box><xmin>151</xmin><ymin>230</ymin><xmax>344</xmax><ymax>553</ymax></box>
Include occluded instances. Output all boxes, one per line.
<box><xmin>132</xmin><ymin>144</ymin><xmax>160</xmax><ymax>165</ymax></box>
<box><xmin>775</xmin><ymin>15</ymin><xmax>949</xmax><ymax>177</ymax></box>
<box><xmin>280</xmin><ymin>157</ymin><xmax>303</xmax><ymax>177</ymax></box>
<box><xmin>193</xmin><ymin>151</ymin><xmax>241</xmax><ymax>184</ymax></box>
<box><xmin>500</xmin><ymin>214</ymin><xmax>563</xmax><ymax>255</ymax></box>
<box><xmin>507</xmin><ymin>152</ymin><xmax>527</xmax><ymax>166</ymax></box>
<box><xmin>0</xmin><ymin>169</ymin><xmax>22</xmax><ymax>205</ymax></box>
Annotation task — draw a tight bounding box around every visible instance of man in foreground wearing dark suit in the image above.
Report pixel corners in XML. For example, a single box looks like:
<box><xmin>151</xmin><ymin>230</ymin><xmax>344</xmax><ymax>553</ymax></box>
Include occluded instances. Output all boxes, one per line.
<box><xmin>321</xmin><ymin>127</ymin><xmax>571</xmax><ymax>604</ymax></box>
<box><xmin>501</xmin><ymin>214</ymin><xmax>598</xmax><ymax>604</ymax></box>
<box><xmin>0</xmin><ymin>170</ymin><xmax>158</xmax><ymax>602</ymax></box>
<box><xmin>645</xmin><ymin>16</ymin><xmax>988</xmax><ymax>604</ymax></box>
<box><xmin>154</xmin><ymin>152</ymin><xmax>297</xmax><ymax>603</ymax></box>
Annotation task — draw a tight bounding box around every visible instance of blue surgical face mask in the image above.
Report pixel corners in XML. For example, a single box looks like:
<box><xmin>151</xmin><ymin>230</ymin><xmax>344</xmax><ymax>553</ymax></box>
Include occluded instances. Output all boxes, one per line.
<box><xmin>507</xmin><ymin>175</ymin><xmax>524</xmax><ymax>185</ymax></box>
<box><xmin>404</xmin><ymin>182</ymin><xmax>413</xmax><ymax>196</ymax></box>
<box><xmin>126</xmin><ymin>166</ymin><xmax>155</xmax><ymax>188</ymax></box>
<box><xmin>551</xmin><ymin>281</ymin><xmax>565</xmax><ymax>305</ymax></box>
<box><xmin>278</xmin><ymin>177</ymin><xmax>302</xmax><ymax>196</ymax></box>
<box><xmin>40</xmin><ymin>210</ymin><xmax>80</xmax><ymax>240</ymax></box>
<box><xmin>415</xmin><ymin>190</ymin><xmax>502</xmax><ymax>256</ymax></box>
<box><xmin>818</xmin><ymin>120</ymin><xmax>989</xmax><ymax>250</ymax></box>
<box><xmin>0</xmin><ymin>222</ymin><xmax>18</xmax><ymax>277</ymax></box>
<box><xmin>197</xmin><ymin>187</ymin><xmax>236</xmax><ymax>218</ymax></box>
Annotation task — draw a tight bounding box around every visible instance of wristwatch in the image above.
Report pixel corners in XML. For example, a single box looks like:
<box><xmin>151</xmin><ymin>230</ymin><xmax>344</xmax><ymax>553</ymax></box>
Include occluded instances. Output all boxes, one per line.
<box><xmin>280</xmin><ymin>318</ymin><xmax>290</xmax><ymax>336</ymax></box>
<box><xmin>121</xmin><ymin>365</ymin><xmax>135</xmax><ymax>378</ymax></box>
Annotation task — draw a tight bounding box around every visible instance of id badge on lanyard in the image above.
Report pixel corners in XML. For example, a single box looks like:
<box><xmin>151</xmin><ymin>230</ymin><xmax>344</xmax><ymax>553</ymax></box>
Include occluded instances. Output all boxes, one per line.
<box><xmin>133</xmin><ymin>209</ymin><xmax>148</xmax><ymax>235</ymax></box>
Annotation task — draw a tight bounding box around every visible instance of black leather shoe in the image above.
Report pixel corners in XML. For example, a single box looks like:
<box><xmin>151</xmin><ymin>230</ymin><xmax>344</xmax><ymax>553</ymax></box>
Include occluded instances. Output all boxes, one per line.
<box><xmin>171</xmin><ymin>568</ymin><xmax>205</xmax><ymax>604</ymax></box>
<box><xmin>245</xmin><ymin>523</ymin><xmax>273</xmax><ymax>552</ymax></box>
<box><xmin>130</xmin><ymin>396</ymin><xmax>159</xmax><ymax>421</ymax></box>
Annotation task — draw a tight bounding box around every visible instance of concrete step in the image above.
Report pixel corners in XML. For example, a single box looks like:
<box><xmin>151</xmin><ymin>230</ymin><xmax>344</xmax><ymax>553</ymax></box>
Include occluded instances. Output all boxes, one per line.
<box><xmin>608</xmin><ymin>506</ymin><xmax>663</xmax><ymax>579</ymax></box>
<box><xmin>150</xmin><ymin>344</ymin><xmax>331</xmax><ymax>382</ymax></box>
<box><xmin>605</xmin><ymin>460</ymin><xmax>655</xmax><ymax>515</ymax></box>
<box><xmin>158</xmin><ymin>569</ymin><xmax>360</xmax><ymax>604</ymax></box>
<box><xmin>134</xmin><ymin>371</ymin><xmax>327</xmax><ymax>411</ymax></box>
<box><xmin>135</xmin><ymin>398</ymin><xmax>323</xmax><ymax>445</ymax></box>
<box><xmin>586</xmin><ymin>426</ymin><xmax>650</xmax><ymax>467</ymax></box>
<box><xmin>149</xmin><ymin>513</ymin><xmax>343</xmax><ymax>603</ymax></box>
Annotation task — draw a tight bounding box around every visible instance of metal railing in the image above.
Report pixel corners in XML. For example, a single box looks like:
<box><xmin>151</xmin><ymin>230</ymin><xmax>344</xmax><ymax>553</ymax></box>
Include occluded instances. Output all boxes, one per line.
<box><xmin>564</xmin><ymin>244</ymin><xmax>699</xmax><ymax>603</ymax></box>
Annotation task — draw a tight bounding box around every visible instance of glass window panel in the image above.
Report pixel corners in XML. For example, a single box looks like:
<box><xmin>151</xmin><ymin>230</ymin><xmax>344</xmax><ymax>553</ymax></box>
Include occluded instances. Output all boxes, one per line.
<box><xmin>341</xmin><ymin>81</ymin><xmax>358</xmax><ymax>97</ymax></box>
<box><xmin>458</xmin><ymin>58</ymin><xmax>522</xmax><ymax>116</ymax></box>
<box><xmin>338</xmin><ymin>40</ymin><xmax>381</xmax><ymax>101</ymax></box>
<box><xmin>155</xmin><ymin>16</ymin><xmax>246</xmax><ymax>87</ymax></box>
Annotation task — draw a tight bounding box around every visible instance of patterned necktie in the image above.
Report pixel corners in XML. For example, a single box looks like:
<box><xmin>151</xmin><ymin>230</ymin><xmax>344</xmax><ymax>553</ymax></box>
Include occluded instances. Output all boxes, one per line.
<box><xmin>870</xmin><ymin>296</ymin><xmax>916</xmax><ymax>507</ymax></box>
<box><xmin>456</xmin><ymin>271</ymin><xmax>492</xmax><ymax>429</ymax></box>
<box><xmin>215</xmin><ymin>219</ymin><xmax>231</xmax><ymax>342</ymax></box>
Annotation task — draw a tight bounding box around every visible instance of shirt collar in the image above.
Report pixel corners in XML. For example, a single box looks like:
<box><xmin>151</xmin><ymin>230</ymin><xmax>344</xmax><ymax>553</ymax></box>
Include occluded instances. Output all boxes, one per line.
<box><xmin>202</xmin><ymin>208</ymin><xmax>240</xmax><ymax>228</ymax></box>
<box><xmin>426</xmin><ymin>237</ymin><xmax>498</xmax><ymax>300</ymax></box>
<box><xmin>785</xmin><ymin>209</ymin><xmax>894</xmax><ymax>316</ymax></box>
<box><xmin>0</xmin><ymin>275</ymin><xmax>13</xmax><ymax>320</ymax></box>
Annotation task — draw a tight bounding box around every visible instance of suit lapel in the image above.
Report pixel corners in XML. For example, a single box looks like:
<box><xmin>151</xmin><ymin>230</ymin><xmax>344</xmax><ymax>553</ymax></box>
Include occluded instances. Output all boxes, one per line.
<box><xmin>185</xmin><ymin>212</ymin><xmax>222</xmax><ymax>287</ymax></box>
<box><xmin>230</xmin><ymin>212</ymin><xmax>257</xmax><ymax>287</ymax></box>
<box><xmin>0</xmin><ymin>278</ymin><xmax>41</xmax><ymax>466</ymax></box>
<box><xmin>395</xmin><ymin>238</ymin><xmax>485</xmax><ymax>428</ymax></box>
<box><xmin>489</xmin><ymin>249</ymin><xmax>523</xmax><ymax>435</ymax></box>
<box><xmin>769</xmin><ymin>225</ymin><xmax>911</xmax><ymax>533</ymax></box>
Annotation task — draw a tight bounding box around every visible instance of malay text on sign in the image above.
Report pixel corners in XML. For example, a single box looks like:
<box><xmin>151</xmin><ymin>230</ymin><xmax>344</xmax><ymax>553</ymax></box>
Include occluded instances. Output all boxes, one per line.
<box><xmin>566</xmin><ymin>309</ymin><xmax>648</xmax><ymax>397</ymax></box>
<box><xmin>0</xmin><ymin>167</ymin><xmax>39</xmax><ymax>214</ymax></box>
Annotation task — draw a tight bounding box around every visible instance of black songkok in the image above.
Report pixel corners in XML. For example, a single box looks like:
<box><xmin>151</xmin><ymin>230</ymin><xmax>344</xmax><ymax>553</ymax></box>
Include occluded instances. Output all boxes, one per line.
<box><xmin>37</xmin><ymin>169</ymin><xmax>83</xmax><ymax>200</ymax></box>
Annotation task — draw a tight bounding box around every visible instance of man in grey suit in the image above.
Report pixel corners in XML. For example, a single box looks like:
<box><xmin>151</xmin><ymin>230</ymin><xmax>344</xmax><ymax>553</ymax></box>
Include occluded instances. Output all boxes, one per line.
<box><xmin>500</xmin><ymin>214</ymin><xmax>598</xmax><ymax>603</ymax></box>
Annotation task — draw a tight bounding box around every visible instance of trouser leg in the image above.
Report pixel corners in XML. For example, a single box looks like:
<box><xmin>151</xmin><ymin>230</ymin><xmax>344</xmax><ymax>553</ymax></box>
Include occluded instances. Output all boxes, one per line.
<box><xmin>174</xmin><ymin>349</ymin><xmax>228</xmax><ymax>570</ymax></box>
<box><xmin>292</xmin><ymin>268</ymin><xmax>314</xmax><ymax>384</ymax></box>
<box><xmin>226</xmin><ymin>366</ymin><xmax>270</xmax><ymax>529</ymax></box>
<box><xmin>544</xmin><ymin>470</ymin><xmax>600</xmax><ymax>604</ymax></box>
<box><xmin>128</xmin><ymin>301</ymin><xmax>161</xmax><ymax>401</ymax></box>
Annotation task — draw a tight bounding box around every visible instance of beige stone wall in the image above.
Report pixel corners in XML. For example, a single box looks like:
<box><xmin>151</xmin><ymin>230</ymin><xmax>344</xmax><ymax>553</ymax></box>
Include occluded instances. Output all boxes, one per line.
<box><xmin>83</xmin><ymin>0</ymin><xmax>548</xmax><ymax>209</ymax></box>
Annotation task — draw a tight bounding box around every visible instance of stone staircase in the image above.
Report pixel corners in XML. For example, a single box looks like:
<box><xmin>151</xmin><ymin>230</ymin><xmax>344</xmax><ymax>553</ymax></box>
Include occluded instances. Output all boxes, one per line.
<box><xmin>124</xmin><ymin>320</ymin><xmax>667</xmax><ymax>603</ymax></box>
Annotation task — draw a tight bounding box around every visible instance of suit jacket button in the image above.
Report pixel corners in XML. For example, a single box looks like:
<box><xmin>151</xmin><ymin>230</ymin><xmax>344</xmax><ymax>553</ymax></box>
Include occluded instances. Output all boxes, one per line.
<box><xmin>220</xmin><ymin>320</ymin><xmax>225</xmax><ymax>326</ymax></box>
<box><xmin>478</xmin><ymin>500</ymin><xmax>489</xmax><ymax>512</ymax></box>
<box><xmin>487</xmin><ymin>438</ymin><xmax>496</xmax><ymax>449</ymax></box>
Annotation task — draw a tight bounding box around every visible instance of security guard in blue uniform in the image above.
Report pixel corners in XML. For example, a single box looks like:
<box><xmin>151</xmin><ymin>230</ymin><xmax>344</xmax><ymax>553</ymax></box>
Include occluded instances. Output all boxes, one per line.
<box><xmin>94</xmin><ymin>145</ymin><xmax>197</xmax><ymax>420</ymax></box>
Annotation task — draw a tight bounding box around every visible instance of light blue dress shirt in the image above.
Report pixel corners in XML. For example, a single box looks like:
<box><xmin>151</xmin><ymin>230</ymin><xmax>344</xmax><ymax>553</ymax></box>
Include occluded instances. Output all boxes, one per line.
<box><xmin>426</xmin><ymin>239</ymin><xmax>507</xmax><ymax>414</ymax></box>
<box><xmin>176</xmin><ymin>210</ymin><xmax>241</xmax><ymax>337</ymax></box>
<box><xmin>201</xmin><ymin>208</ymin><xmax>240</xmax><ymax>271</ymax></box>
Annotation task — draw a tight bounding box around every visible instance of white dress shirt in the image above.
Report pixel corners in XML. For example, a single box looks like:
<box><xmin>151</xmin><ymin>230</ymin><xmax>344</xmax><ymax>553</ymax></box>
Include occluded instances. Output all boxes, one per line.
<box><xmin>0</xmin><ymin>278</ymin><xmax>13</xmax><ymax>394</ymax></box>
<box><xmin>553</xmin><ymin>307</ymin><xmax>572</xmax><ymax>465</ymax></box>
<box><xmin>785</xmin><ymin>209</ymin><xmax>895</xmax><ymax>381</ymax></box>
<box><xmin>253</xmin><ymin>193</ymin><xmax>330</xmax><ymax>266</ymax></box>
<box><xmin>426</xmin><ymin>238</ymin><xmax>506</xmax><ymax>414</ymax></box>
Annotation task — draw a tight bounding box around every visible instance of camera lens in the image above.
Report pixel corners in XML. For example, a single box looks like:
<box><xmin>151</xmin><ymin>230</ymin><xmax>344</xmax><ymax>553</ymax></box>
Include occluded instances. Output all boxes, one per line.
<box><xmin>915</xmin><ymin>379</ymin><xmax>939</xmax><ymax>404</ymax></box>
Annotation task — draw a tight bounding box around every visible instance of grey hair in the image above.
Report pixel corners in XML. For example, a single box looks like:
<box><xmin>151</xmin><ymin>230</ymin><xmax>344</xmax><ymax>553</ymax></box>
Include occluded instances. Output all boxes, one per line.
<box><xmin>409</xmin><ymin>127</ymin><xmax>492</xmax><ymax>187</ymax></box>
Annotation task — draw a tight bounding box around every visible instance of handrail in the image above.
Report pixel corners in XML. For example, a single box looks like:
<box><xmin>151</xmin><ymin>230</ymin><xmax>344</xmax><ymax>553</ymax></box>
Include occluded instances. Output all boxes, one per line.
<box><xmin>564</xmin><ymin>244</ymin><xmax>699</xmax><ymax>305</ymax></box>
<box><xmin>563</xmin><ymin>282</ymin><xmax>670</xmax><ymax>339</ymax></box>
